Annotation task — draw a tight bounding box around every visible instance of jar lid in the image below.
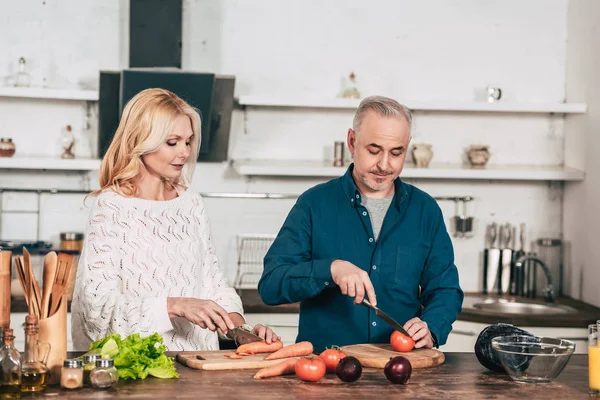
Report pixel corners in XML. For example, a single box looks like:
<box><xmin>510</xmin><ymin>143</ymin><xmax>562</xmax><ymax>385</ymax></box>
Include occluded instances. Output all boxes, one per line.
<box><xmin>60</xmin><ymin>232</ymin><xmax>84</xmax><ymax>240</ymax></box>
<box><xmin>64</xmin><ymin>359</ymin><xmax>83</xmax><ymax>368</ymax></box>
<box><xmin>96</xmin><ymin>358</ymin><xmax>114</xmax><ymax>368</ymax></box>
<box><xmin>83</xmin><ymin>354</ymin><xmax>101</xmax><ymax>363</ymax></box>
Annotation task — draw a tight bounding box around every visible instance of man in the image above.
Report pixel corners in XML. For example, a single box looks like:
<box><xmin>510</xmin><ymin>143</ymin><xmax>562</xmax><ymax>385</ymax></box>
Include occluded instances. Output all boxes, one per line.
<box><xmin>258</xmin><ymin>95</ymin><xmax>463</xmax><ymax>352</ymax></box>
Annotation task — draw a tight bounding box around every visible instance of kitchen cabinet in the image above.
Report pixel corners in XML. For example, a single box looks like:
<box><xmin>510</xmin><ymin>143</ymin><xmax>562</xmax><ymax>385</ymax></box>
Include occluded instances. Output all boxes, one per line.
<box><xmin>0</xmin><ymin>87</ymin><xmax>98</xmax><ymax>101</ymax></box>
<box><xmin>442</xmin><ymin>320</ymin><xmax>589</xmax><ymax>354</ymax></box>
<box><xmin>244</xmin><ymin>313</ymin><xmax>299</xmax><ymax>346</ymax></box>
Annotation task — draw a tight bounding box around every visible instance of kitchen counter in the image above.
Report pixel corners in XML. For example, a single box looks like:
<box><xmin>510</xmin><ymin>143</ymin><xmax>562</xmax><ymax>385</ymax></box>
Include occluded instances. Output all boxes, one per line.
<box><xmin>239</xmin><ymin>290</ymin><xmax>600</xmax><ymax>328</ymax></box>
<box><xmin>36</xmin><ymin>352</ymin><xmax>590</xmax><ymax>399</ymax></box>
<box><xmin>11</xmin><ymin>290</ymin><xmax>600</xmax><ymax>328</ymax></box>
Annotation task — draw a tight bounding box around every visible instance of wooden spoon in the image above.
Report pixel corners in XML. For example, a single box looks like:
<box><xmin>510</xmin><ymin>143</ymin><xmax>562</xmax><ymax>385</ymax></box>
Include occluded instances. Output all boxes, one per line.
<box><xmin>41</xmin><ymin>251</ymin><xmax>57</xmax><ymax>319</ymax></box>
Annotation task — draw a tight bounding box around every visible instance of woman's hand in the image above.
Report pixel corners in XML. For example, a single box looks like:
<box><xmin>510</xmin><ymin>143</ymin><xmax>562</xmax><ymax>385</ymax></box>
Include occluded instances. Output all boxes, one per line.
<box><xmin>168</xmin><ymin>297</ymin><xmax>235</xmax><ymax>334</ymax></box>
<box><xmin>250</xmin><ymin>324</ymin><xmax>281</xmax><ymax>344</ymax></box>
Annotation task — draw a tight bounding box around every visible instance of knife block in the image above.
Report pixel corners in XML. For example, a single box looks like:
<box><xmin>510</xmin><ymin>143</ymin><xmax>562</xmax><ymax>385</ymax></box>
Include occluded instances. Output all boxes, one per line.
<box><xmin>38</xmin><ymin>296</ymin><xmax>67</xmax><ymax>385</ymax></box>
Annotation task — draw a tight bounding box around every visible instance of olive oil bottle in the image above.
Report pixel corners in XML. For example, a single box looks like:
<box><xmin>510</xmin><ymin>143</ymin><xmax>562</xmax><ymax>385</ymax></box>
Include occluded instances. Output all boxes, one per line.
<box><xmin>20</xmin><ymin>315</ymin><xmax>50</xmax><ymax>393</ymax></box>
<box><xmin>0</xmin><ymin>328</ymin><xmax>22</xmax><ymax>397</ymax></box>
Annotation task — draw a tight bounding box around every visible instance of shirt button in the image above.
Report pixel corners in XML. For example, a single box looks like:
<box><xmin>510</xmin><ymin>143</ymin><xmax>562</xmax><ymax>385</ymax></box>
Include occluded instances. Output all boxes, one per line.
<box><xmin>324</xmin><ymin>281</ymin><xmax>330</xmax><ymax>286</ymax></box>
<box><xmin>372</xmin><ymin>321</ymin><xmax>377</xmax><ymax>326</ymax></box>
<box><xmin>372</xmin><ymin>265</ymin><xmax>377</xmax><ymax>270</ymax></box>
<box><xmin>351</xmin><ymin>198</ymin><xmax>354</xmax><ymax>202</ymax></box>
<box><xmin>356</xmin><ymin>194</ymin><xmax>360</xmax><ymax>199</ymax></box>
<box><xmin>369</xmin><ymin>238</ymin><xmax>374</xmax><ymax>243</ymax></box>
<box><xmin>362</xmin><ymin>211</ymin><xmax>367</xmax><ymax>216</ymax></box>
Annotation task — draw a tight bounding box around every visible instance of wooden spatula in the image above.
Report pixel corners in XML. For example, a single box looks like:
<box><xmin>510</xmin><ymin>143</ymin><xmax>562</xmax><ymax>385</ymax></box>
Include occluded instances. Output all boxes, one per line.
<box><xmin>23</xmin><ymin>247</ymin><xmax>42</xmax><ymax>318</ymax></box>
<box><xmin>41</xmin><ymin>251</ymin><xmax>57</xmax><ymax>319</ymax></box>
<box><xmin>48</xmin><ymin>252</ymin><xmax>75</xmax><ymax>317</ymax></box>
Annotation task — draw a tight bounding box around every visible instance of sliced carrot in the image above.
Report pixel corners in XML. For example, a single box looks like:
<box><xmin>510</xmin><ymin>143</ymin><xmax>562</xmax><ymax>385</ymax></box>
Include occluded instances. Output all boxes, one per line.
<box><xmin>237</xmin><ymin>352</ymin><xmax>253</xmax><ymax>356</ymax></box>
<box><xmin>236</xmin><ymin>340</ymin><xmax>283</xmax><ymax>355</ymax></box>
<box><xmin>253</xmin><ymin>359</ymin><xmax>298</xmax><ymax>380</ymax></box>
<box><xmin>224</xmin><ymin>353</ymin><xmax>243</xmax><ymax>359</ymax></box>
<box><xmin>264</xmin><ymin>341</ymin><xmax>314</xmax><ymax>360</ymax></box>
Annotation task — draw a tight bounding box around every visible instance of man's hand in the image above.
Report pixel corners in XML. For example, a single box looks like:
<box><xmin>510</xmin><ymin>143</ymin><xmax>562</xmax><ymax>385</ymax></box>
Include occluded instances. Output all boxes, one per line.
<box><xmin>331</xmin><ymin>260</ymin><xmax>377</xmax><ymax>306</ymax></box>
<box><xmin>403</xmin><ymin>317</ymin><xmax>433</xmax><ymax>349</ymax></box>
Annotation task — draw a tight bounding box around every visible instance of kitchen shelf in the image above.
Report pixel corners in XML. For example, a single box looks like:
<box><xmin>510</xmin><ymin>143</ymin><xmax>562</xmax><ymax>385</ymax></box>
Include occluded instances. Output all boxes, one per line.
<box><xmin>0</xmin><ymin>156</ymin><xmax>101</xmax><ymax>171</ymax></box>
<box><xmin>237</xmin><ymin>96</ymin><xmax>587</xmax><ymax>114</ymax></box>
<box><xmin>0</xmin><ymin>87</ymin><xmax>98</xmax><ymax>101</ymax></box>
<box><xmin>233</xmin><ymin>159</ymin><xmax>585</xmax><ymax>181</ymax></box>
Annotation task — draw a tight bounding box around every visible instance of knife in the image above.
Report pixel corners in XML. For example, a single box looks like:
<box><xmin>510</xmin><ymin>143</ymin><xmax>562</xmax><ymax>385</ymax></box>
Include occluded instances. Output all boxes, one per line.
<box><xmin>360</xmin><ymin>299</ymin><xmax>412</xmax><ymax>337</ymax></box>
<box><xmin>226</xmin><ymin>326</ymin><xmax>264</xmax><ymax>346</ymax></box>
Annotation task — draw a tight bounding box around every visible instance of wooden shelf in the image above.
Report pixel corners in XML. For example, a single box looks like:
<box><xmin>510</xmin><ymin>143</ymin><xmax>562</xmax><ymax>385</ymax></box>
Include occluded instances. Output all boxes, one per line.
<box><xmin>237</xmin><ymin>96</ymin><xmax>587</xmax><ymax>114</ymax></box>
<box><xmin>0</xmin><ymin>87</ymin><xmax>98</xmax><ymax>101</ymax></box>
<box><xmin>0</xmin><ymin>157</ymin><xmax>101</xmax><ymax>171</ymax></box>
<box><xmin>233</xmin><ymin>159</ymin><xmax>585</xmax><ymax>181</ymax></box>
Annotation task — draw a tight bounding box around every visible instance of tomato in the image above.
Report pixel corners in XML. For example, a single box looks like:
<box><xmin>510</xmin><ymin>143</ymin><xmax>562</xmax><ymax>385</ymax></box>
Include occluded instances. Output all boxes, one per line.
<box><xmin>390</xmin><ymin>330</ymin><xmax>415</xmax><ymax>353</ymax></box>
<box><xmin>319</xmin><ymin>346</ymin><xmax>348</xmax><ymax>373</ymax></box>
<box><xmin>295</xmin><ymin>357</ymin><xmax>327</xmax><ymax>382</ymax></box>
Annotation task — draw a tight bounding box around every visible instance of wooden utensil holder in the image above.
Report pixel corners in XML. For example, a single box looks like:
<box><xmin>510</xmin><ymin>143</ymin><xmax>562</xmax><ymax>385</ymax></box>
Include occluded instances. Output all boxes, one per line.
<box><xmin>38</xmin><ymin>296</ymin><xmax>67</xmax><ymax>385</ymax></box>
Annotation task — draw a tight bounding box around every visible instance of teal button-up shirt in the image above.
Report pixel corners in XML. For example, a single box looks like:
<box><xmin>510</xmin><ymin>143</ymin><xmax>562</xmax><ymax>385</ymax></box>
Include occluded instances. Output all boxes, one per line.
<box><xmin>258</xmin><ymin>164</ymin><xmax>463</xmax><ymax>352</ymax></box>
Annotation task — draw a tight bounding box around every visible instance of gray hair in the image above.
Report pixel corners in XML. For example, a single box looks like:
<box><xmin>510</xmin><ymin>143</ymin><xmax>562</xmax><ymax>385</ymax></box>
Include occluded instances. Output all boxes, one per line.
<box><xmin>352</xmin><ymin>95</ymin><xmax>412</xmax><ymax>133</ymax></box>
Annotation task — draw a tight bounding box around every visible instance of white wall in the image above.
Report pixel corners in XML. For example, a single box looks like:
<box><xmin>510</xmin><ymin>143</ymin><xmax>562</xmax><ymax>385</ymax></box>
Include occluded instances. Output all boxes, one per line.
<box><xmin>563</xmin><ymin>0</ymin><xmax>600</xmax><ymax>306</ymax></box>
<box><xmin>0</xmin><ymin>1</ymin><xmax>572</xmax><ymax>293</ymax></box>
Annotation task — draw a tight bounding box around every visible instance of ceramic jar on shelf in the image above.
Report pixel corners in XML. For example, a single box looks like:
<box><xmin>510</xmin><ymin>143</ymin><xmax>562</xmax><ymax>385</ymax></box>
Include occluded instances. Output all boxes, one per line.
<box><xmin>0</xmin><ymin>138</ymin><xmax>16</xmax><ymax>157</ymax></box>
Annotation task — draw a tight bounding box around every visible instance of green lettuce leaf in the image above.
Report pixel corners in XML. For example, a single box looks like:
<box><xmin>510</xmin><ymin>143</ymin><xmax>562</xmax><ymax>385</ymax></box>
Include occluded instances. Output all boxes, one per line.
<box><xmin>86</xmin><ymin>332</ymin><xmax>179</xmax><ymax>380</ymax></box>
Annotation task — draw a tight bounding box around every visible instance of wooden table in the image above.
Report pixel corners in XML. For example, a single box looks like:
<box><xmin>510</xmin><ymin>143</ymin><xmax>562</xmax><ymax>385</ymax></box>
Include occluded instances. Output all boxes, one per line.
<box><xmin>37</xmin><ymin>352</ymin><xmax>590</xmax><ymax>399</ymax></box>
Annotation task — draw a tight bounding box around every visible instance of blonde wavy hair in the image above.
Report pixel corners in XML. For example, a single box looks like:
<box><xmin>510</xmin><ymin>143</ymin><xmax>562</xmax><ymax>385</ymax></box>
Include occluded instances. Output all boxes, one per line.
<box><xmin>90</xmin><ymin>88</ymin><xmax>201</xmax><ymax>198</ymax></box>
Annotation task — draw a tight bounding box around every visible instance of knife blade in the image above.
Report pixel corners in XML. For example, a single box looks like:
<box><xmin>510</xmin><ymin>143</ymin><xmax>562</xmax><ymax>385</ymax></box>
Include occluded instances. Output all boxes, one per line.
<box><xmin>360</xmin><ymin>299</ymin><xmax>412</xmax><ymax>337</ymax></box>
<box><xmin>226</xmin><ymin>327</ymin><xmax>264</xmax><ymax>346</ymax></box>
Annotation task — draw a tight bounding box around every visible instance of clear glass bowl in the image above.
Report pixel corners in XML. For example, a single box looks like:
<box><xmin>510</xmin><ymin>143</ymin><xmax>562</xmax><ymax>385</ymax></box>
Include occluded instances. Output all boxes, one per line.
<box><xmin>491</xmin><ymin>335</ymin><xmax>575</xmax><ymax>383</ymax></box>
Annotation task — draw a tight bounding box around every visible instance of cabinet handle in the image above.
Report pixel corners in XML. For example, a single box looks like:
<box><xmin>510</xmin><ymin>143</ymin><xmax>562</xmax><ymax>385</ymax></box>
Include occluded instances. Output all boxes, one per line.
<box><xmin>451</xmin><ymin>330</ymin><xmax>476</xmax><ymax>336</ymax></box>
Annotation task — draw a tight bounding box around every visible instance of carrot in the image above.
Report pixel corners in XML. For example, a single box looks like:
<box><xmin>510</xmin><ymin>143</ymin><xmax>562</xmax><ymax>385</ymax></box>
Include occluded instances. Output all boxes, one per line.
<box><xmin>224</xmin><ymin>353</ymin><xmax>243</xmax><ymax>359</ymax></box>
<box><xmin>264</xmin><ymin>341</ymin><xmax>314</xmax><ymax>360</ymax></box>
<box><xmin>253</xmin><ymin>359</ymin><xmax>298</xmax><ymax>380</ymax></box>
<box><xmin>235</xmin><ymin>340</ymin><xmax>283</xmax><ymax>355</ymax></box>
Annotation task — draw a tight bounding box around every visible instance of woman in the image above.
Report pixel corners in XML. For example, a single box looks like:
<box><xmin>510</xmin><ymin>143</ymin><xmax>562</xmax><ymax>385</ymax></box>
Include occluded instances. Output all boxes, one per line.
<box><xmin>72</xmin><ymin>88</ymin><xmax>278</xmax><ymax>351</ymax></box>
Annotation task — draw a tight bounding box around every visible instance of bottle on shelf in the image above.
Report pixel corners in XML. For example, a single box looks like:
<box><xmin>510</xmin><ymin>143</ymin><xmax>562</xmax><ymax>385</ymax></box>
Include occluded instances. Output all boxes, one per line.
<box><xmin>14</xmin><ymin>57</ymin><xmax>32</xmax><ymax>88</ymax></box>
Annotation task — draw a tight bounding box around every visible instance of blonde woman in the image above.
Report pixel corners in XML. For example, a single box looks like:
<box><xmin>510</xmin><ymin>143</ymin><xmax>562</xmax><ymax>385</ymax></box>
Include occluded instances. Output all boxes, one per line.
<box><xmin>72</xmin><ymin>88</ymin><xmax>278</xmax><ymax>351</ymax></box>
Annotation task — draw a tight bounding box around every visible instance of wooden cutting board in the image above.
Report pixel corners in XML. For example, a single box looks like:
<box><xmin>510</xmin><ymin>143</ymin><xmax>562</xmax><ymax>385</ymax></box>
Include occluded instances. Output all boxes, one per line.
<box><xmin>177</xmin><ymin>350</ymin><xmax>301</xmax><ymax>371</ymax></box>
<box><xmin>340</xmin><ymin>343</ymin><xmax>445</xmax><ymax>369</ymax></box>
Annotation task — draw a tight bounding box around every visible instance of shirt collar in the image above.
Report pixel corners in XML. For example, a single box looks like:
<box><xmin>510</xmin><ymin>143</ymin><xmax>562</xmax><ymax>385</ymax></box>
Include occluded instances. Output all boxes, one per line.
<box><xmin>341</xmin><ymin>163</ymin><xmax>408</xmax><ymax>209</ymax></box>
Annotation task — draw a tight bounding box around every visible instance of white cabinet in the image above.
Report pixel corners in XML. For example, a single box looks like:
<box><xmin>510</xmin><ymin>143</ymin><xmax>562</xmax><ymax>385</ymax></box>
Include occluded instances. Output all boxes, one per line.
<box><xmin>244</xmin><ymin>313</ymin><xmax>299</xmax><ymax>346</ymax></box>
<box><xmin>441</xmin><ymin>320</ymin><xmax>589</xmax><ymax>354</ymax></box>
<box><xmin>9</xmin><ymin>312</ymin><xmax>74</xmax><ymax>352</ymax></box>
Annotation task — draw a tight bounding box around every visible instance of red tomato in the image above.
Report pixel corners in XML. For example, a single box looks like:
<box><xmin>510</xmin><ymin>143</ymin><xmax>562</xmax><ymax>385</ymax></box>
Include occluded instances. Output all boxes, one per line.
<box><xmin>319</xmin><ymin>347</ymin><xmax>348</xmax><ymax>373</ymax></box>
<box><xmin>295</xmin><ymin>357</ymin><xmax>327</xmax><ymax>382</ymax></box>
<box><xmin>390</xmin><ymin>330</ymin><xmax>415</xmax><ymax>353</ymax></box>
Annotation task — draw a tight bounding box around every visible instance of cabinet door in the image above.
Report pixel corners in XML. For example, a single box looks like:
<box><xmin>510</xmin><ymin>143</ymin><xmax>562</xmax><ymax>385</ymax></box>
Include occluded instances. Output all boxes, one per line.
<box><xmin>244</xmin><ymin>314</ymin><xmax>299</xmax><ymax>346</ymax></box>
<box><xmin>522</xmin><ymin>326</ymin><xmax>589</xmax><ymax>354</ymax></box>
<box><xmin>440</xmin><ymin>320</ymin><xmax>487</xmax><ymax>353</ymax></box>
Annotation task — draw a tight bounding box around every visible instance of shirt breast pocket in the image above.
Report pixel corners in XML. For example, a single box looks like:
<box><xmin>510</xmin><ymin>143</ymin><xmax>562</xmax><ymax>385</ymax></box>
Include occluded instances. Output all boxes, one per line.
<box><xmin>393</xmin><ymin>245</ymin><xmax>429</xmax><ymax>288</ymax></box>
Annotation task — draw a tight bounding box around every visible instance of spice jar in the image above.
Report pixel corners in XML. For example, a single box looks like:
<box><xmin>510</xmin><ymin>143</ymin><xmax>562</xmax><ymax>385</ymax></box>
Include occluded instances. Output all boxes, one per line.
<box><xmin>90</xmin><ymin>359</ymin><xmax>118</xmax><ymax>389</ymax></box>
<box><xmin>83</xmin><ymin>354</ymin><xmax>100</xmax><ymax>385</ymax></box>
<box><xmin>60</xmin><ymin>232</ymin><xmax>84</xmax><ymax>252</ymax></box>
<box><xmin>0</xmin><ymin>139</ymin><xmax>16</xmax><ymax>158</ymax></box>
<box><xmin>61</xmin><ymin>359</ymin><xmax>83</xmax><ymax>390</ymax></box>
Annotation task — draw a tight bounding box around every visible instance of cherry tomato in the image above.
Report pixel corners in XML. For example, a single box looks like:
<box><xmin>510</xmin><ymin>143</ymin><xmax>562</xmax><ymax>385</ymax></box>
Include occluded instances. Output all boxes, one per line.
<box><xmin>390</xmin><ymin>330</ymin><xmax>415</xmax><ymax>353</ymax></box>
<box><xmin>295</xmin><ymin>357</ymin><xmax>327</xmax><ymax>382</ymax></box>
<box><xmin>319</xmin><ymin>346</ymin><xmax>348</xmax><ymax>373</ymax></box>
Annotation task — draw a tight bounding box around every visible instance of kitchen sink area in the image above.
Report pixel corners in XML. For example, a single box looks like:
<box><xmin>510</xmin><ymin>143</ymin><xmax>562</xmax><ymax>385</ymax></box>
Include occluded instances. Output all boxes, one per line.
<box><xmin>462</xmin><ymin>295</ymin><xmax>578</xmax><ymax>315</ymax></box>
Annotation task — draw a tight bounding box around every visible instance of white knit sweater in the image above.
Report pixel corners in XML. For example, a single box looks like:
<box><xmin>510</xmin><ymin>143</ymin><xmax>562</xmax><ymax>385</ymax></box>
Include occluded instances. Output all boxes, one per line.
<box><xmin>71</xmin><ymin>189</ymin><xmax>244</xmax><ymax>351</ymax></box>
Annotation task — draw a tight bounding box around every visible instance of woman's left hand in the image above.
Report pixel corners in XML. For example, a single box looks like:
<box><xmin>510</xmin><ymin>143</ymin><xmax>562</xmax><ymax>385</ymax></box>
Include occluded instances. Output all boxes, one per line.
<box><xmin>251</xmin><ymin>324</ymin><xmax>281</xmax><ymax>344</ymax></box>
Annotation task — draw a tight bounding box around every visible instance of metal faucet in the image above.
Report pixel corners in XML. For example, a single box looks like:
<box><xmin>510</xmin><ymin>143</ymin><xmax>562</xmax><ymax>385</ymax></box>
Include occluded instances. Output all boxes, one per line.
<box><xmin>514</xmin><ymin>255</ymin><xmax>555</xmax><ymax>302</ymax></box>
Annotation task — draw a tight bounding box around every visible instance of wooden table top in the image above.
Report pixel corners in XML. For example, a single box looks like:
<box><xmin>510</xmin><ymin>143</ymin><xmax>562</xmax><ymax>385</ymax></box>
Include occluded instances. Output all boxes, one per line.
<box><xmin>37</xmin><ymin>352</ymin><xmax>590</xmax><ymax>399</ymax></box>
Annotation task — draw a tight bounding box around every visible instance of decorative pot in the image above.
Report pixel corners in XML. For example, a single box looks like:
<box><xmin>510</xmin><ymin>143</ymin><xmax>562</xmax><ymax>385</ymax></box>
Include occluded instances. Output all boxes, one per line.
<box><xmin>412</xmin><ymin>144</ymin><xmax>433</xmax><ymax>168</ymax></box>
<box><xmin>466</xmin><ymin>145</ymin><xmax>490</xmax><ymax>167</ymax></box>
<box><xmin>0</xmin><ymin>138</ymin><xmax>16</xmax><ymax>157</ymax></box>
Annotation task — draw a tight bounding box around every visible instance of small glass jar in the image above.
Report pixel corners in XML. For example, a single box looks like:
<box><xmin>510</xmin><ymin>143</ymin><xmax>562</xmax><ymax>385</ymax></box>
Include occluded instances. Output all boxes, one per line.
<box><xmin>83</xmin><ymin>354</ymin><xmax>101</xmax><ymax>385</ymax></box>
<box><xmin>60</xmin><ymin>232</ymin><xmax>84</xmax><ymax>251</ymax></box>
<box><xmin>90</xmin><ymin>359</ymin><xmax>118</xmax><ymax>389</ymax></box>
<box><xmin>61</xmin><ymin>359</ymin><xmax>83</xmax><ymax>390</ymax></box>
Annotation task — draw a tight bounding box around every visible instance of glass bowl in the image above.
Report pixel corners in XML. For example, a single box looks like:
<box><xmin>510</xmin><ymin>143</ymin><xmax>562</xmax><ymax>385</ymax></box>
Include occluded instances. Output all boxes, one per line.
<box><xmin>491</xmin><ymin>335</ymin><xmax>575</xmax><ymax>383</ymax></box>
